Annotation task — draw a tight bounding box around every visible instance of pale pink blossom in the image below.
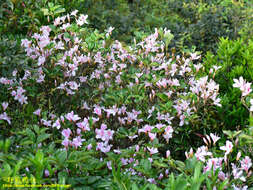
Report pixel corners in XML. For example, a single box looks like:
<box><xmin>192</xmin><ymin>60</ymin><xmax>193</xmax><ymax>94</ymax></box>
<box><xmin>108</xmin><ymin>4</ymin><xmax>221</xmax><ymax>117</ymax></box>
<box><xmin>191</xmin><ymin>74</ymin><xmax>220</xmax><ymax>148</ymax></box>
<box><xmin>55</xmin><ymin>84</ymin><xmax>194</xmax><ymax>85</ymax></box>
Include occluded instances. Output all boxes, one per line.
<box><xmin>1</xmin><ymin>102</ymin><xmax>8</xmax><ymax>111</ymax></box>
<box><xmin>195</xmin><ymin>146</ymin><xmax>212</xmax><ymax>162</ymax></box>
<box><xmin>166</xmin><ymin>150</ymin><xmax>170</xmax><ymax>158</ymax></box>
<box><xmin>76</xmin><ymin>118</ymin><xmax>90</xmax><ymax>131</ymax></box>
<box><xmin>96</xmin><ymin>142</ymin><xmax>112</xmax><ymax>153</ymax></box>
<box><xmin>233</xmin><ymin>77</ymin><xmax>252</xmax><ymax>97</ymax></box>
<box><xmin>148</xmin><ymin>132</ymin><xmax>156</xmax><ymax>141</ymax></box>
<box><xmin>62</xmin><ymin>128</ymin><xmax>72</xmax><ymax>139</ymax></box>
<box><xmin>65</xmin><ymin>111</ymin><xmax>81</xmax><ymax>122</ymax></box>
<box><xmin>147</xmin><ymin>147</ymin><xmax>158</xmax><ymax>155</ymax></box>
<box><xmin>52</xmin><ymin>119</ymin><xmax>61</xmax><ymax>129</ymax></box>
<box><xmin>94</xmin><ymin>106</ymin><xmax>102</xmax><ymax>117</ymax></box>
<box><xmin>210</xmin><ymin>133</ymin><xmax>220</xmax><ymax>145</ymax></box>
<box><xmin>220</xmin><ymin>140</ymin><xmax>233</xmax><ymax>155</ymax></box>
<box><xmin>240</xmin><ymin>156</ymin><xmax>252</xmax><ymax>173</ymax></box>
<box><xmin>163</xmin><ymin>126</ymin><xmax>173</xmax><ymax>142</ymax></box>
<box><xmin>232</xmin><ymin>163</ymin><xmax>246</xmax><ymax>182</ymax></box>
<box><xmin>33</xmin><ymin>109</ymin><xmax>41</xmax><ymax>116</ymax></box>
<box><xmin>62</xmin><ymin>138</ymin><xmax>70</xmax><ymax>148</ymax></box>
<box><xmin>41</xmin><ymin>119</ymin><xmax>52</xmax><ymax>127</ymax></box>
<box><xmin>76</xmin><ymin>14</ymin><xmax>88</xmax><ymax>26</ymax></box>
<box><xmin>54</xmin><ymin>17</ymin><xmax>61</xmax><ymax>26</ymax></box>
<box><xmin>107</xmin><ymin>161</ymin><xmax>112</xmax><ymax>170</ymax></box>
<box><xmin>0</xmin><ymin>112</ymin><xmax>11</xmax><ymax>124</ymax></box>
<box><xmin>87</xmin><ymin>144</ymin><xmax>92</xmax><ymax>150</ymax></box>
<box><xmin>72</xmin><ymin>136</ymin><xmax>83</xmax><ymax>148</ymax></box>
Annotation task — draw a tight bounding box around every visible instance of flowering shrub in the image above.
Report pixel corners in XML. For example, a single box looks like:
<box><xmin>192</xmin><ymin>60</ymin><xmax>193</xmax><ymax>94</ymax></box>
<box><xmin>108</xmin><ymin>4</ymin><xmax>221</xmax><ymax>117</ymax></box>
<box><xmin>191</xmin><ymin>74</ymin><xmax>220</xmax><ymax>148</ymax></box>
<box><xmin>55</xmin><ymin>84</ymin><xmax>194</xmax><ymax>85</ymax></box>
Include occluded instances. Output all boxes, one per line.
<box><xmin>0</xmin><ymin>11</ymin><xmax>252</xmax><ymax>189</ymax></box>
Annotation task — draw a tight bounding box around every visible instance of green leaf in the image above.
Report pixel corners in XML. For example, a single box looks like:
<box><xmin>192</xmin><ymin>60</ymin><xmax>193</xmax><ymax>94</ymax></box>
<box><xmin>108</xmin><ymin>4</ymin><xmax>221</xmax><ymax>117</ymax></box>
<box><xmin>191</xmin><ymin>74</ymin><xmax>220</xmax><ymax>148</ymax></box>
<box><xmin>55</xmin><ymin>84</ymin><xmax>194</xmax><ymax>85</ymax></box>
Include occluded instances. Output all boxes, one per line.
<box><xmin>37</xmin><ymin>134</ymin><xmax>51</xmax><ymax>143</ymax></box>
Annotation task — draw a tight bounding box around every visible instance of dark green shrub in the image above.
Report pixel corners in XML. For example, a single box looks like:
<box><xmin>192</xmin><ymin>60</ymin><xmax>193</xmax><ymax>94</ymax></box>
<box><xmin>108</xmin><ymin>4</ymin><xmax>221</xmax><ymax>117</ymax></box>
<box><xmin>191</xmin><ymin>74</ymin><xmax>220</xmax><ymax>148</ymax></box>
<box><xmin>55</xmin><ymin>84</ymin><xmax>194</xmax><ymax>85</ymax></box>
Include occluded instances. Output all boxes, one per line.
<box><xmin>203</xmin><ymin>37</ymin><xmax>253</xmax><ymax>128</ymax></box>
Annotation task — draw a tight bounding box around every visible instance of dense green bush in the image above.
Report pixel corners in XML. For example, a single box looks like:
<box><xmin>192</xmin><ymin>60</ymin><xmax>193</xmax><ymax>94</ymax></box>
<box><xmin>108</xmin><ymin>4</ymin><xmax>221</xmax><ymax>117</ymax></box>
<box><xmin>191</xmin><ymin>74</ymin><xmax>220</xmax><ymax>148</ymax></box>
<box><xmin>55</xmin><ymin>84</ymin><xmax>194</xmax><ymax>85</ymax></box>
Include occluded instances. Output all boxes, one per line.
<box><xmin>203</xmin><ymin>37</ymin><xmax>253</xmax><ymax>128</ymax></box>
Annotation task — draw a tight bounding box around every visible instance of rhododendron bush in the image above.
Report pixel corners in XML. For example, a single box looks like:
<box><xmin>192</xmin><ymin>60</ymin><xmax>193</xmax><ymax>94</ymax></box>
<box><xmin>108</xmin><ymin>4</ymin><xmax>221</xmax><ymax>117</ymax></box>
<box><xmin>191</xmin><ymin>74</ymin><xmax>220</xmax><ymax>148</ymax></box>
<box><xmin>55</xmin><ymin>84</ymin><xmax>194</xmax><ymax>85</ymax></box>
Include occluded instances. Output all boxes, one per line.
<box><xmin>0</xmin><ymin>12</ymin><xmax>252</xmax><ymax>189</ymax></box>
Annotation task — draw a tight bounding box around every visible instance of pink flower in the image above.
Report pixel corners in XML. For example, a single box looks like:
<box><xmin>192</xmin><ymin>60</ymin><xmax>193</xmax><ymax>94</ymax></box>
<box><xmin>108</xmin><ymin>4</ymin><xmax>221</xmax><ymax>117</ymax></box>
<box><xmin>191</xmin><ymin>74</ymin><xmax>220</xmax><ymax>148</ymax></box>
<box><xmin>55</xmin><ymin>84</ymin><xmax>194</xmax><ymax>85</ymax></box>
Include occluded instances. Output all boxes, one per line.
<box><xmin>107</xmin><ymin>161</ymin><xmax>112</xmax><ymax>170</ymax></box>
<box><xmin>76</xmin><ymin>118</ymin><xmax>90</xmax><ymax>131</ymax></box>
<box><xmin>190</xmin><ymin>52</ymin><xmax>201</xmax><ymax>60</ymax></box>
<box><xmin>94</xmin><ymin>106</ymin><xmax>102</xmax><ymax>117</ymax></box>
<box><xmin>233</xmin><ymin>77</ymin><xmax>246</xmax><ymax>89</ymax></box>
<box><xmin>232</xmin><ymin>163</ymin><xmax>246</xmax><ymax>182</ymax></box>
<box><xmin>203</xmin><ymin>158</ymin><xmax>223</xmax><ymax>173</ymax></box>
<box><xmin>195</xmin><ymin>146</ymin><xmax>212</xmax><ymax>162</ymax></box>
<box><xmin>52</xmin><ymin>119</ymin><xmax>61</xmax><ymax>129</ymax></box>
<box><xmin>96</xmin><ymin>142</ymin><xmax>112</xmax><ymax>153</ymax></box>
<box><xmin>240</xmin><ymin>156</ymin><xmax>252</xmax><ymax>173</ymax></box>
<box><xmin>33</xmin><ymin>109</ymin><xmax>41</xmax><ymax>116</ymax></box>
<box><xmin>185</xmin><ymin>148</ymin><xmax>194</xmax><ymax>159</ymax></box>
<box><xmin>76</xmin><ymin>14</ymin><xmax>88</xmax><ymax>26</ymax></box>
<box><xmin>41</xmin><ymin>119</ymin><xmax>52</xmax><ymax>127</ymax></box>
<box><xmin>65</xmin><ymin>111</ymin><xmax>81</xmax><ymax>122</ymax></box>
<box><xmin>0</xmin><ymin>112</ymin><xmax>11</xmax><ymax>124</ymax></box>
<box><xmin>44</xmin><ymin>169</ymin><xmax>49</xmax><ymax>177</ymax></box>
<box><xmin>12</xmin><ymin>87</ymin><xmax>28</xmax><ymax>105</ymax></box>
<box><xmin>220</xmin><ymin>140</ymin><xmax>233</xmax><ymax>155</ymax></box>
<box><xmin>54</xmin><ymin>17</ymin><xmax>61</xmax><ymax>26</ymax></box>
<box><xmin>210</xmin><ymin>133</ymin><xmax>220</xmax><ymax>145</ymax></box>
<box><xmin>62</xmin><ymin>128</ymin><xmax>72</xmax><ymax>139</ymax></box>
<box><xmin>163</xmin><ymin>126</ymin><xmax>173</xmax><ymax>142</ymax></box>
<box><xmin>38</xmin><ymin>56</ymin><xmax>46</xmax><ymax>66</ymax></box>
<box><xmin>138</xmin><ymin>125</ymin><xmax>153</xmax><ymax>134</ymax></box>
<box><xmin>95</xmin><ymin>124</ymin><xmax>114</xmax><ymax>142</ymax></box>
<box><xmin>147</xmin><ymin>147</ymin><xmax>158</xmax><ymax>155</ymax></box>
<box><xmin>1</xmin><ymin>102</ymin><xmax>8</xmax><ymax>111</ymax></box>
<box><xmin>72</xmin><ymin>136</ymin><xmax>83</xmax><ymax>148</ymax></box>
<box><xmin>166</xmin><ymin>150</ymin><xmax>170</xmax><ymax>158</ymax></box>
<box><xmin>62</xmin><ymin>138</ymin><xmax>70</xmax><ymax>148</ymax></box>
<box><xmin>233</xmin><ymin>77</ymin><xmax>252</xmax><ymax>97</ymax></box>
<box><xmin>87</xmin><ymin>144</ymin><xmax>92</xmax><ymax>150</ymax></box>
<box><xmin>218</xmin><ymin>171</ymin><xmax>226</xmax><ymax>181</ymax></box>
<box><xmin>21</xmin><ymin>39</ymin><xmax>31</xmax><ymax>48</ymax></box>
<box><xmin>148</xmin><ymin>132</ymin><xmax>156</xmax><ymax>141</ymax></box>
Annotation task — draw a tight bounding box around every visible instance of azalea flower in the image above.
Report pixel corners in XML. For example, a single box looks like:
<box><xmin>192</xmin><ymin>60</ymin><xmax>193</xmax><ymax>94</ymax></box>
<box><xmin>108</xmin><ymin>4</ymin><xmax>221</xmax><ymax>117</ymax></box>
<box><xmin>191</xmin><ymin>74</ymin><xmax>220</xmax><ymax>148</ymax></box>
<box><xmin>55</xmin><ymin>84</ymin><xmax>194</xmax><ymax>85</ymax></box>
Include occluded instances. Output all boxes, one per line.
<box><xmin>76</xmin><ymin>118</ymin><xmax>90</xmax><ymax>131</ymax></box>
<box><xmin>62</xmin><ymin>138</ymin><xmax>70</xmax><ymax>148</ymax></box>
<box><xmin>62</xmin><ymin>128</ymin><xmax>72</xmax><ymax>139</ymax></box>
<box><xmin>240</xmin><ymin>156</ymin><xmax>252</xmax><ymax>173</ymax></box>
<box><xmin>233</xmin><ymin>77</ymin><xmax>252</xmax><ymax>97</ymax></box>
<box><xmin>203</xmin><ymin>158</ymin><xmax>223</xmax><ymax>173</ymax></box>
<box><xmin>220</xmin><ymin>140</ymin><xmax>233</xmax><ymax>155</ymax></box>
<box><xmin>210</xmin><ymin>133</ymin><xmax>220</xmax><ymax>145</ymax></box>
<box><xmin>52</xmin><ymin>119</ymin><xmax>61</xmax><ymax>129</ymax></box>
<box><xmin>0</xmin><ymin>112</ymin><xmax>11</xmax><ymax>124</ymax></box>
<box><xmin>96</xmin><ymin>142</ymin><xmax>112</xmax><ymax>153</ymax></box>
<box><xmin>147</xmin><ymin>147</ymin><xmax>158</xmax><ymax>155</ymax></box>
<box><xmin>1</xmin><ymin>102</ymin><xmax>8</xmax><ymax>111</ymax></box>
<box><xmin>195</xmin><ymin>146</ymin><xmax>212</xmax><ymax>162</ymax></box>
<box><xmin>76</xmin><ymin>14</ymin><xmax>88</xmax><ymax>26</ymax></box>
<box><xmin>232</xmin><ymin>163</ymin><xmax>246</xmax><ymax>182</ymax></box>
<box><xmin>33</xmin><ymin>109</ymin><xmax>41</xmax><ymax>116</ymax></box>
<box><xmin>65</xmin><ymin>111</ymin><xmax>81</xmax><ymax>122</ymax></box>
<box><xmin>72</xmin><ymin>136</ymin><xmax>83</xmax><ymax>148</ymax></box>
<box><xmin>94</xmin><ymin>106</ymin><xmax>102</xmax><ymax>117</ymax></box>
<box><xmin>148</xmin><ymin>132</ymin><xmax>156</xmax><ymax>141</ymax></box>
<box><xmin>87</xmin><ymin>144</ymin><xmax>92</xmax><ymax>150</ymax></box>
<box><xmin>41</xmin><ymin>119</ymin><xmax>52</xmax><ymax>127</ymax></box>
<box><xmin>166</xmin><ymin>150</ymin><xmax>170</xmax><ymax>158</ymax></box>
